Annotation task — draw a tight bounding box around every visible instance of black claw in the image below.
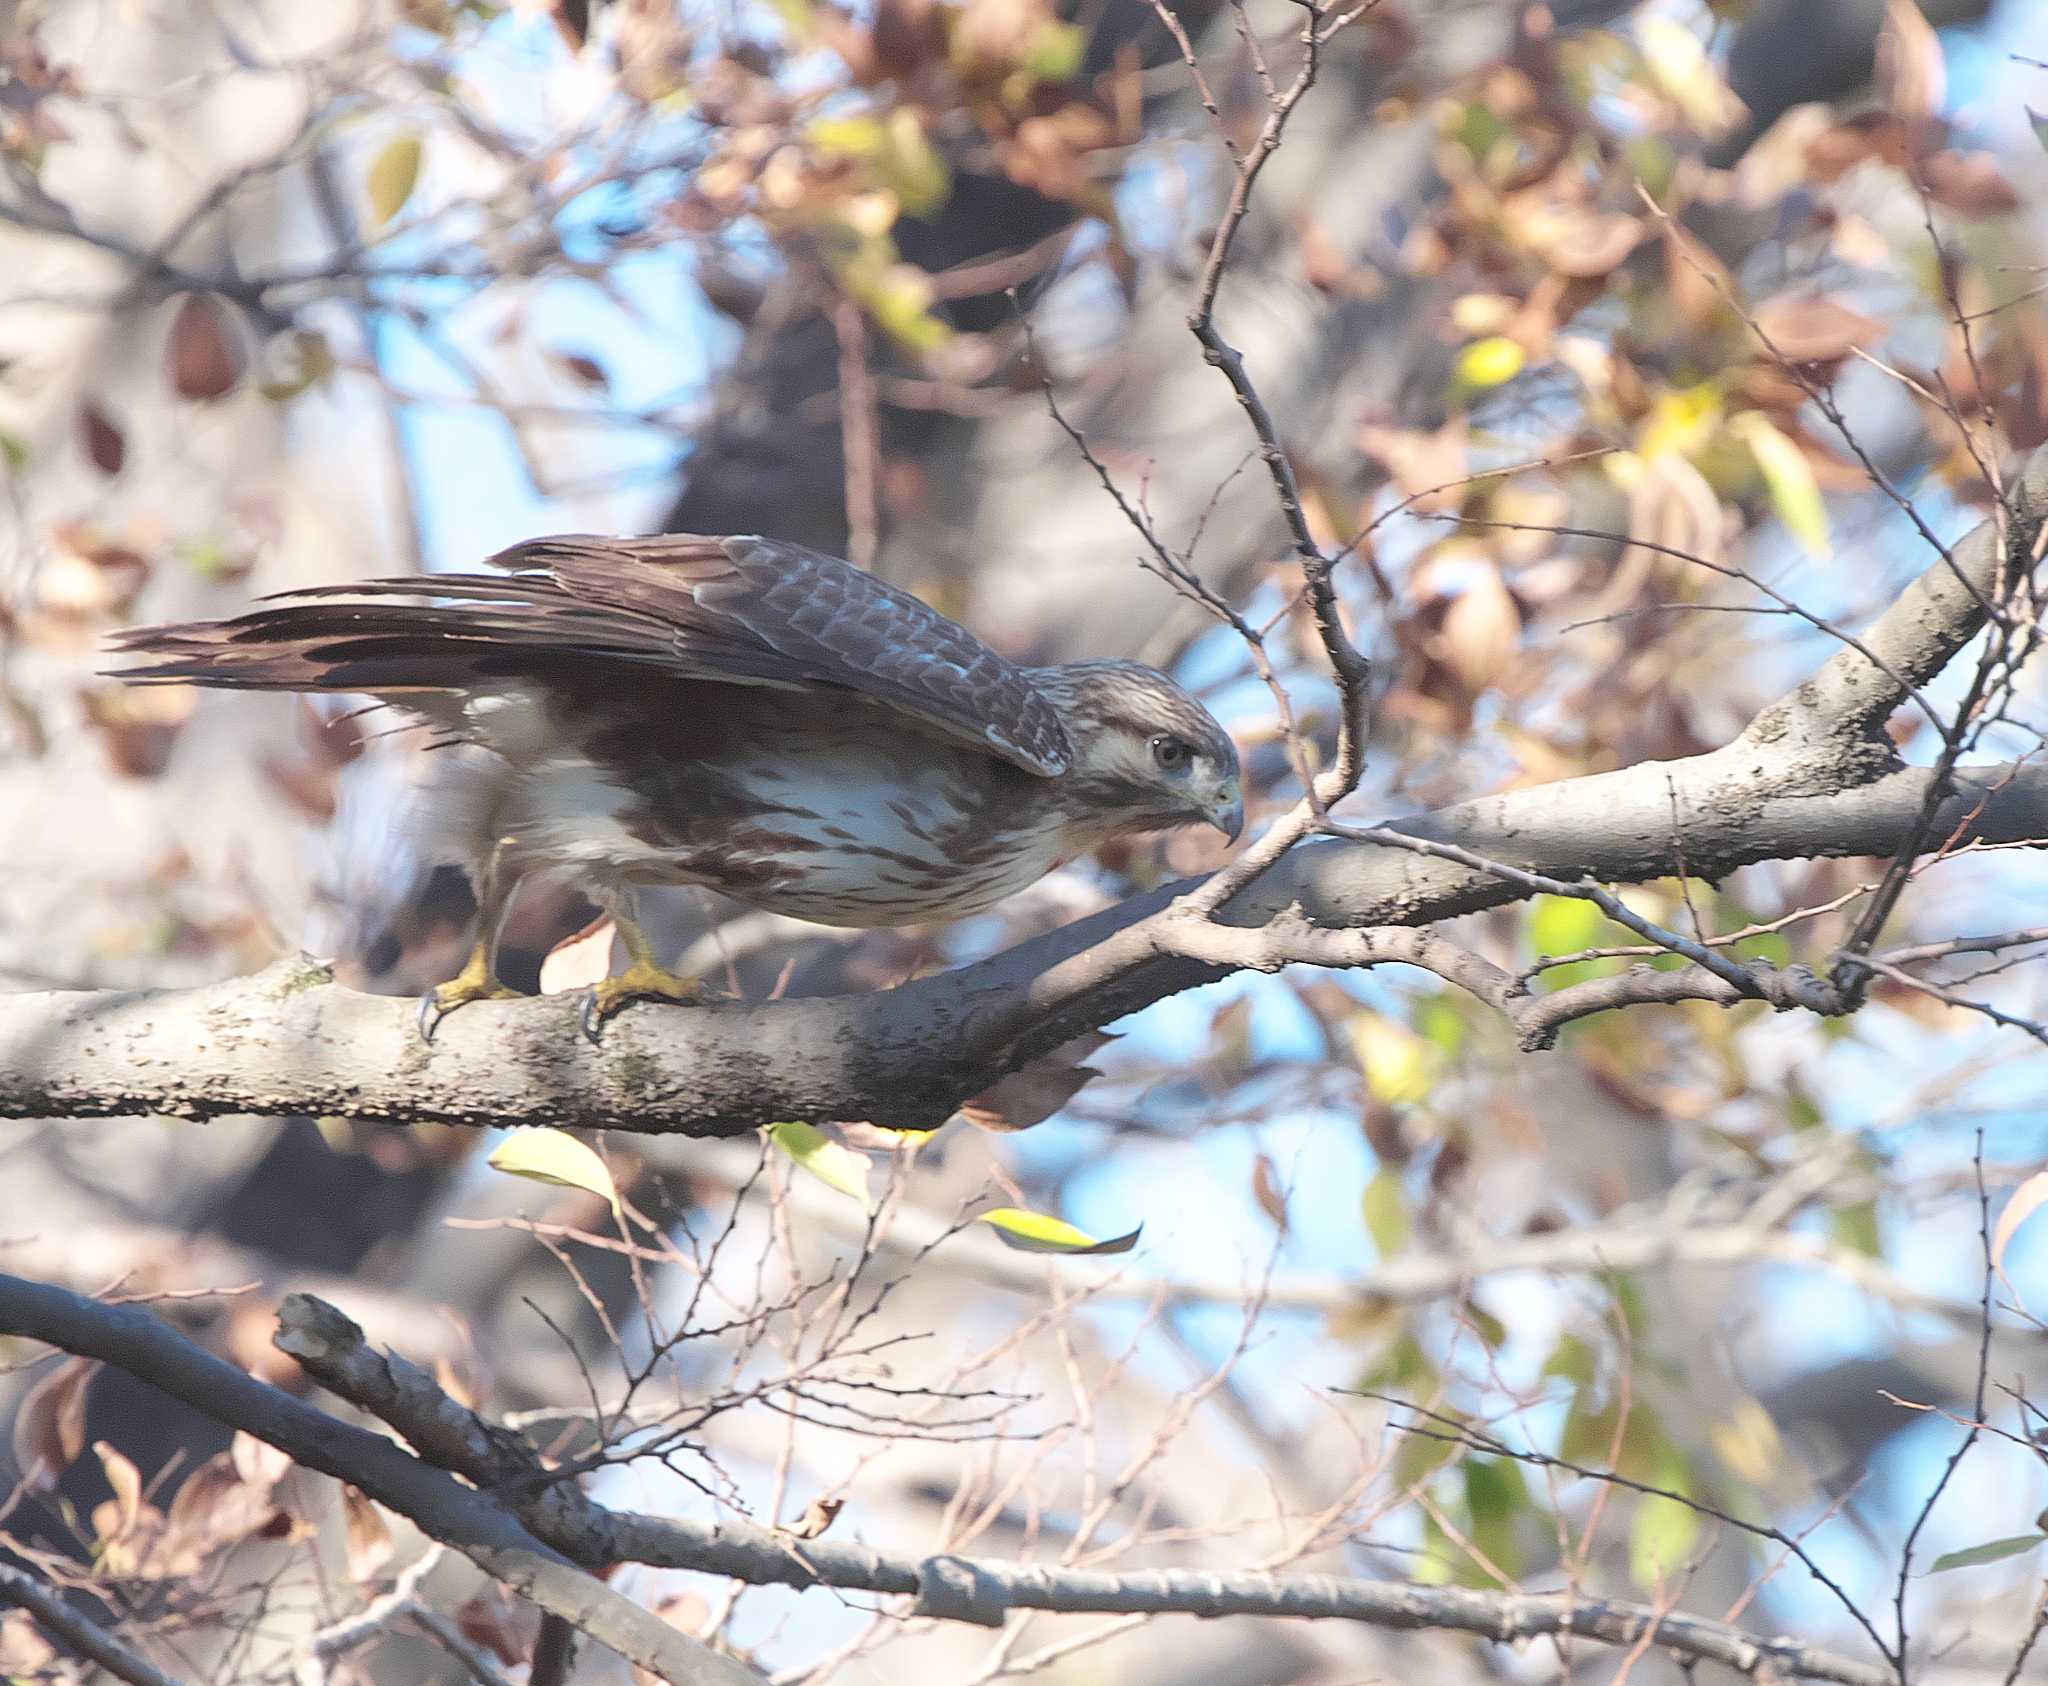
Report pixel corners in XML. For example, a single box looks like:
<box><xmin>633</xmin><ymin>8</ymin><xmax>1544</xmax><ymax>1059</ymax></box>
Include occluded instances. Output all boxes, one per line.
<box><xmin>416</xmin><ymin>989</ymin><xmax>443</xmax><ymax>1045</ymax></box>
<box><xmin>580</xmin><ymin>988</ymin><xmax>609</xmax><ymax>1044</ymax></box>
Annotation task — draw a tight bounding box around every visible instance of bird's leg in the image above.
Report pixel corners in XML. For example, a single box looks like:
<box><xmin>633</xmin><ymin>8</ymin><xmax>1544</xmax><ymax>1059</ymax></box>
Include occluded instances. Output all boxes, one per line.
<box><xmin>580</xmin><ymin>890</ymin><xmax>711</xmax><ymax>1042</ymax></box>
<box><xmin>417</xmin><ymin>841</ymin><xmax>523</xmax><ymax>1044</ymax></box>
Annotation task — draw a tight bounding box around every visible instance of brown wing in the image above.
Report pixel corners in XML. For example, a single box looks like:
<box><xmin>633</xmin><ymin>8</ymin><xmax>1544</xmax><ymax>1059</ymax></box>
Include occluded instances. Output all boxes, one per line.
<box><xmin>109</xmin><ymin>533</ymin><xmax>1072</xmax><ymax>777</ymax></box>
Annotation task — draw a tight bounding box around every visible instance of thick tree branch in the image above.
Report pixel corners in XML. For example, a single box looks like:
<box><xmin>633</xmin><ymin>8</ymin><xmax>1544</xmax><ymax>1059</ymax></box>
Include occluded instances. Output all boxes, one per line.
<box><xmin>1</xmin><ymin>757</ymin><xmax>2044</xmax><ymax>1134</ymax></box>
<box><xmin>269</xmin><ymin>1294</ymin><xmax>1889</xmax><ymax>1686</ymax></box>
<box><xmin>0</xmin><ymin>1274</ymin><xmax>759</xmax><ymax>1686</ymax></box>
<box><xmin>2</xmin><ymin>452</ymin><xmax>2044</xmax><ymax>1134</ymax></box>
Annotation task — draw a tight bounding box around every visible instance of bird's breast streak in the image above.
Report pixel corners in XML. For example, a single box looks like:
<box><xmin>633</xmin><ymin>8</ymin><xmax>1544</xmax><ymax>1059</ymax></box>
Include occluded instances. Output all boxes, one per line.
<box><xmin>504</xmin><ymin>744</ymin><xmax>1070</xmax><ymax>924</ymax></box>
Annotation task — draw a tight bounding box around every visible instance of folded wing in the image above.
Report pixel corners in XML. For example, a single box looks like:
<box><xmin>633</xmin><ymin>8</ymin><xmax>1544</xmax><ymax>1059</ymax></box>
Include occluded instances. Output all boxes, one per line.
<box><xmin>110</xmin><ymin>533</ymin><xmax>1072</xmax><ymax>777</ymax></box>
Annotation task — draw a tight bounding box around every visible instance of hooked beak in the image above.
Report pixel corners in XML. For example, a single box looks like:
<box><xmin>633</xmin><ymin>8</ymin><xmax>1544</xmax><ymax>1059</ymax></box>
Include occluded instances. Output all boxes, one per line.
<box><xmin>1208</xmin><ymin>782</ymin><xmax>1245</xmax><ymax>845</ymax></box>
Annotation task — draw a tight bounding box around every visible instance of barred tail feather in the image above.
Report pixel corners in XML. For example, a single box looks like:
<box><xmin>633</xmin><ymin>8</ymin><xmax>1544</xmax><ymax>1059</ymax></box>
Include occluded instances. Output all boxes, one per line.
<box><xmin>104</xmin><ymin>573</ymin><xmax>666</xmax><ymax>697</ymax></box>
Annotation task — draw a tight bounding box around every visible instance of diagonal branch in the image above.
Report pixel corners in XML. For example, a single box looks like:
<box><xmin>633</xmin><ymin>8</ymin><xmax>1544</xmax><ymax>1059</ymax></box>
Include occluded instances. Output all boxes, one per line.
<box><xmin>0</xmin><ymin>1563</ymin><xmax>190</xmax><ymax>1686</ymax></box>
<box><xmin>0</xmin><ymin>1280</ymin><xmax>1896</xmax><ymax>1686</ymax></box>
<box><xmin>0</xmin><ymin>1274</ymin><xmax>760</xmax><ymax>1686</ymax></box>
<box><xmin>268</xmin><ymin>1292</ymin><xmax>1892</xmax><ymax>1686</ymax></box>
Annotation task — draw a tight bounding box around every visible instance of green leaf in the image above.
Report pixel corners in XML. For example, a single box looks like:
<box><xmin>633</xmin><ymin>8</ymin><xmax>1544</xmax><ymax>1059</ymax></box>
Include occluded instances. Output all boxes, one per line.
<box><xmin>1022</xmin><ymin>19</ymin><xmax>1086</xmax><ymax>82</ymax></box>
<box><xmin>1543</xmin><ymin>1332</ymin><xmax>1597</xmax><ymax>1389</ymax></box>
<box><xmin>488</xmin><ymin>1128</ymin><xmax>620</xmax><ymax>1219</ymax></box>
<box><xmin>1733</xmin><ymin>411</ymin><xmax>1828</xmax><ymax>557</ymax></box>
<box><xmin>1362</xmin><ymin>1166</ymin><xmax>1411</xmax><ymax>1258</ymax></box>
<box><xmin>766</xmin><ymin>1121</ymin><xmax>873</xmax><ymax>1212</ymax></box>
<box><xmin>1833</xmin><ymin>1198</ymin><xmax>1882</xmax><ymax>1258</ymax></box>
<box><xmin>1463</xmin><ymin>1456</ymin><xmax>1527</xmax><ymax>1583</ymax></box>
<box><xmin>1526</xmin><ymin>894</ymin><xmax>1625</xmax><ymax>991</ymax></box>
<box><xmin>367</xmin><ymin>133</ymin><xmax>423</xmax><ymax>232</ymax></box>
<box><xmin>978</xmin><ymin>1207</ymin><xmax>1140</xmax><ymax>1255</ymax></box>
<box><xmin>1929</xmin><ymin>1534</ymin><xmax>2046</xmax><ymax>1573</ymax></box>
<box><xmin>1392</xmin><ymin>1412</ymin><xmax>1462</xmax><ymax>1490</ymax></box>
<box><xmin>1413</xmin><ymin>992</ymin><xmax>1468</xmax><ymax>1057</ymax></box>
<box><xmin>1631</xmin><ymin>1488</ymin><xmax>1702</xmax><ymax>1587</ymax></box>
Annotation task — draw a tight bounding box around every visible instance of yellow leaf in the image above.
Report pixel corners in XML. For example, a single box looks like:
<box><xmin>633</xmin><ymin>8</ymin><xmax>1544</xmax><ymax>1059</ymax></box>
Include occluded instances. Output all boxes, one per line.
<box><xmin>488</xmin><ymin>1128</ymin><xmax>621</xmax><ymax>1219</ymax></box>
<box><xmin>1637</xmin><ymin>383</ymin><xmax>1722</xmax><ymax>462</ymax></box>
<box><xmin>880</xmin><ymin>109</ymin><xmax>949</xmax><ymax>216</ymax></box>
<box><xmin>366</xmin><ymin>133</ymin><xmax>423</xmax><ymax>232</ymax></box>
<box><xmin>979</xmin><ymin>1206</ymin><xmax>1141</xmax><ymax>1255</ymax></box>
<box><xmin>766</xmin><ymin>1121</ymin><xmax>873</xmax><ymax>1212</ymax></box>
<box><xmin>1732</xmin><ymin>411</ymin><xmax>1829</xmax><ymax>556</ymax></box>
<box><xmin>1352</xmin><ymin>1014</ymin><xmax>1439</xmax><ymax>1107</ymax></box>
<box><xmin>1708</xmin><ymin>1396</ymin><xmax>1783</xmax><ymax>1485</ymax></box>
<box><xmin>807</xmin><ymin>114</ymin><xmax>887</xmax><ymax>157</ymax></box>
<box><xmin>1455</xmin><ymin>336</ymin><xmax>1525</xmax><ymax>390</ymax></box>
<box><xmin>854</xmin><ymin>262</ymin><xmax>951</xmax><ymax>353</ymax></box>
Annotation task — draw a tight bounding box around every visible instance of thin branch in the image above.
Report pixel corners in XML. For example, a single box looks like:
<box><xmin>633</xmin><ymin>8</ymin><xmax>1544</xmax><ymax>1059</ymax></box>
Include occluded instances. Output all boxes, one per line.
<box><xmin>278</xmin><ymin>1292</ymin><xmax>1892</xmax><ymax>1686</ymax></box>
<box><xmin>0</xmin><ymin>1274</ymin><xmax>761</xmax><ymax>1686</ymax></box>
<box><xmin>0</xmin><ymin>1563</ymin><xmax>191</xmax><ymax>1686</ymax></box>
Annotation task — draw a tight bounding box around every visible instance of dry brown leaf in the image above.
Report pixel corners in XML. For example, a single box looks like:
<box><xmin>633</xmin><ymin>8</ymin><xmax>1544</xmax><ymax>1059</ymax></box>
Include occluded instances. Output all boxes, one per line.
<box><xmin>550</xmin><ymin>349</ymin><xmax>610</xmax><ymax>390</ymax></box>
<box><xmin>1627</xmin><ymin>452</ymin><xmax>1726</xmax><ymax>578</ymax></box>
<box><xmin>165</xmin><ymin>1451</ymin><xmax>283</xmax><ymax>1562</ymax></box>
<box><xmin>0</xmin><ymin>1612</ymin><xmax>56</xmax><ymax>1675</ymax></box>
<box><xmin>1251</xmin><ymin>1153</ymin><xmax>1289</xmax><ymax>1232</ymax></box>
<box><xmin>80</xmin><ymin>683</ymin><xmax>195</xmax><ymax>778</ymax></box>
<box><xmin>1662</xmin><ymin>225</ymin><xmax>1732</xmax><ymax>330</ymax></box>
<box><xmin>540</xmin><ymin>917</ymin><xmax>618</xmax><ymax>994</ymax></box>
<box><xmin>1357</xmin><ymin>420</ymin><xmax>1468</xmax><ymax>513</ymax></box>
<box><xmin>231</xmin><ymin>1427</ymin><xmax>293</xmax><ymax>1494</ymax></box>
<box><xmin>1876</xmin><ymin>0</ymin><xmax>1944</xmax><ymax>128</ymax></box>
<box><xmin>1752</xmin><ymin>293</ymin><xmax>1883</xmax><ymax>366</ymax></box>
<box><xmin>168</xmin><ymin>293</ymin><xmax>245</xmax><ymax>401</ymax></box>
<box><xmin>1920</xmin><ymin>151</ymin><xmax>2021</xmax><ymax>218</ymax></box>
<box><xmin>455</xmin><ymin>1590</ymin><xmax>541</xmax><ymax>1666</ymax></box>
<box><xmin>341</xmin><ymin>1483</ymin><xmax>396</xmax><ymax>1582</ymax></box>
<box><xmin>79</xmin><ymin>401</ymin><xmax>126</xmax><ymax>474</ymax></box>
<box><xmin>1804</xmin><ymin>112</ymin><xmax>1912</xmax><ymax>184</ymax></box>
<box><xmin>958</xmin><ymin>1057</ymin><xmax>1100</xmax><ymax>1132</ymax></box>
<box><xmin>1527</xmin><ymin>207</ymin><xmax>1642</xmax><ymax>279</ymax></box>
<box><xmin>94</xmin><ymin>1439</ymin><xmax>144</xmax><ymax>1542</ymax></box>
<box><xmin>1991</xmin><ymin>1168</ymin><xmax>2048</xmax><ymax>1288</ymax></box>
<box><xmin>783</xmin><ymin>1496</ymin><xmax>844</xmax><ymax>1540</ymax></box>
<box><xmin>1435</xmin><ymin>564</ymin><xmax>1521</xmax><ymax>692</ymax></box>
<box><xmin>37</xmin><ymin>548</ymin><xmax>147</xmax><ymax>619</ymax></box>
<box><xmin>11</xmin><ymin>1356</ymin><xmax>98</xmax><ymax>1487</ymax></box>
<box><xmin>260</xmin><ymin>754</ymin><xmax>337</xmax><ymax>821</ymax></box>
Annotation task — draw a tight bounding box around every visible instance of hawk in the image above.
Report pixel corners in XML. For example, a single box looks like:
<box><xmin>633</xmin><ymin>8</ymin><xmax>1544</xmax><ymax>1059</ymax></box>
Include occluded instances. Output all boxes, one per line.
<box><xmin>112</xmin><ymin>534</ymin><xmax>1243</xmax><ymax>1037</ymax></box>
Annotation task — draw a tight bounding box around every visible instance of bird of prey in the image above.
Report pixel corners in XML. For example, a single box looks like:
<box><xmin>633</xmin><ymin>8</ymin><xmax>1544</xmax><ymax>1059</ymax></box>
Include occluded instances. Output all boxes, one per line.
<box><xmin>112</xmin><ymin>534</ymin><xmax>1243</xmax><ymax>1038</ymax></box>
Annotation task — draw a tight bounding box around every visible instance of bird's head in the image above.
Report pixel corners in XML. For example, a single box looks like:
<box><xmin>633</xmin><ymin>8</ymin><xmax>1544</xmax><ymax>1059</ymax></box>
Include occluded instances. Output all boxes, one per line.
<box><xmin>1030</xmin><ymin>660</ymin><xmax>1243</xmax><ymax>845</ymax></box>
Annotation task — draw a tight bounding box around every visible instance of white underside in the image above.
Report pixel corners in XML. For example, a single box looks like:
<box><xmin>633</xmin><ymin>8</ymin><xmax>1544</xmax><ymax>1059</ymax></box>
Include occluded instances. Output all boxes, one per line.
<box><xmin>420</xmin><ymin>692</ymin><xmax>1075</xmax><ymax>927</ymax></box>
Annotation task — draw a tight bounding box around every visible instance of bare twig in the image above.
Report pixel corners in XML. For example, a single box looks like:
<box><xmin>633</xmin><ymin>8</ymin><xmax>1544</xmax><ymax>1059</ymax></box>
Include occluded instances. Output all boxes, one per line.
<box><xmin>0</xmin><ymin>1563</ymin><xmax>190</xmax><ymax>1686</ymax></box>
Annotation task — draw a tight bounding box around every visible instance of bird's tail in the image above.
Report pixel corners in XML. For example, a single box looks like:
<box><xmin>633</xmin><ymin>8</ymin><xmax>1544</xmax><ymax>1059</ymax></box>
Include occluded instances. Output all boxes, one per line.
<box><xmin>106</xmin><ymin>576</ymin><xmax>607</xmax><ymax>696</ymax></box>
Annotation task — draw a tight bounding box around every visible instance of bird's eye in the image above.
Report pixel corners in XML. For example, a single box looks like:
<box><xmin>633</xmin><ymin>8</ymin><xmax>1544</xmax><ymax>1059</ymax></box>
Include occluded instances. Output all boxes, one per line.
<box><xmin>1150</xmin><ymin>734</ymin><xmax>1192</xmax><ymax>773</ymax></box>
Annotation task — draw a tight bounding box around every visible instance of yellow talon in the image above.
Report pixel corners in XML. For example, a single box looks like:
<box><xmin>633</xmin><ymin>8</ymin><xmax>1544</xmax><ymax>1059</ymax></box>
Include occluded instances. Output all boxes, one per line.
<box><xmin>579</xmin><ymin>918</ymin><xmax>713</xmax><ymax>1041</ymax></box>
<box><xmin>417</xmin><ymin>940</ymin><xmax>519</xmax><ymax>1043</ymax></box>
